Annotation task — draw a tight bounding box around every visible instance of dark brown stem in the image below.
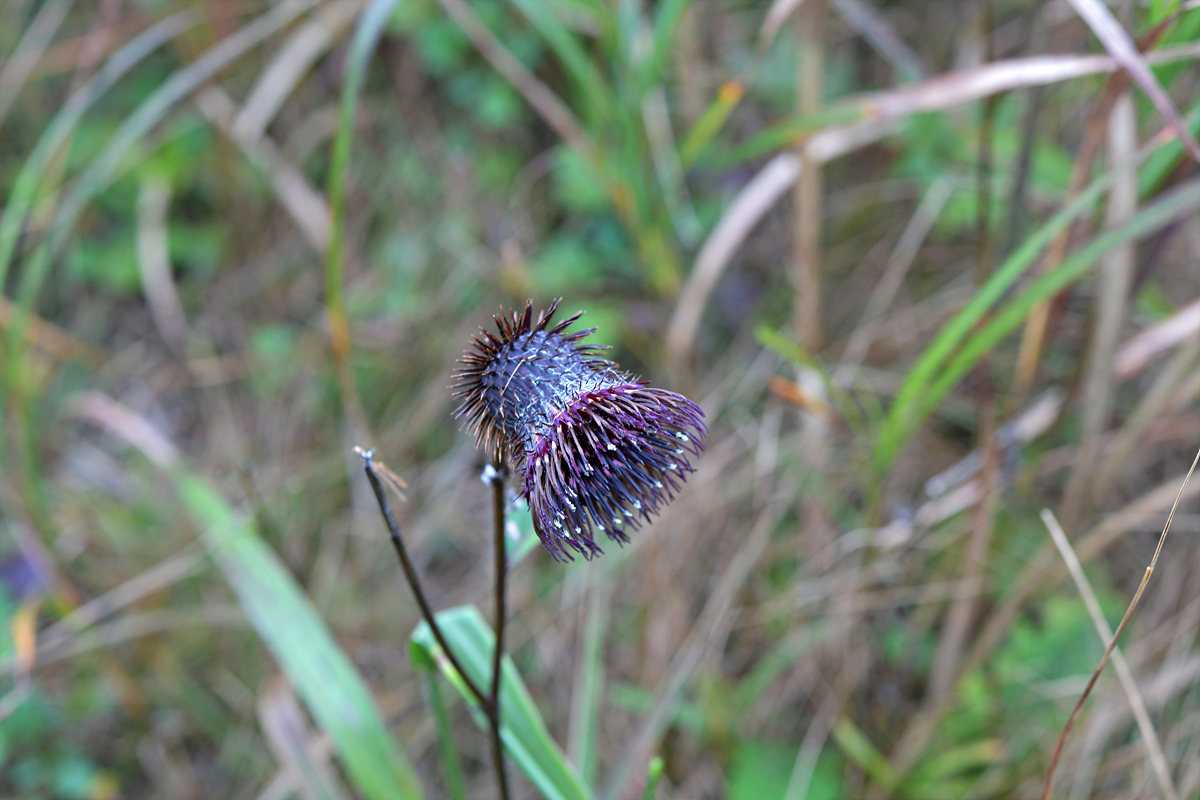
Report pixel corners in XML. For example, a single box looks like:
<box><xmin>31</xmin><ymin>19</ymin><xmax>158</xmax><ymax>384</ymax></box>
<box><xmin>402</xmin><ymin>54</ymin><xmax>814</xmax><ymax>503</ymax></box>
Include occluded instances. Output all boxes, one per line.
<box><xmin>357</xmin><ymin>448</ymin><xmax>489</xmax><ymax>709</ymax></box>
<box><xmin>489</xmin><ymin>464</ymin><xmax>511</xmax><ymax>800</ymax></box>
<box><xmin>1041</xmin><ymin>570</ymin><xmax>1146</xmax><ymax>800</ymax></box>
<box><xmin>1042</xmin><ymin>445</ymin><xmax>1200</xmax><ymax>799</ymax></box>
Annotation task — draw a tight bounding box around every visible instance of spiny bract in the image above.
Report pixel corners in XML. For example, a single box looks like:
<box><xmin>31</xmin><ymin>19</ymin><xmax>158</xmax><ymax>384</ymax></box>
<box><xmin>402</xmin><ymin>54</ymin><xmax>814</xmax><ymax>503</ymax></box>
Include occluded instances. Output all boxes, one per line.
<box><xmin>454</xmin><ymin>300</ymin><xmax>706</xmax><ymax>560</ymax></box>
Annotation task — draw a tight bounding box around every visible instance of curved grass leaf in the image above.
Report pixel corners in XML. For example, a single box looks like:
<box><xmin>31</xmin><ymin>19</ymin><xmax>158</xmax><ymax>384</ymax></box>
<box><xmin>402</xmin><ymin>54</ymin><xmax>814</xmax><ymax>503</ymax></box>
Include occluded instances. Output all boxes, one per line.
<box><xmin>642</xmin><ymin>0</ymin><xmax>692</xmax><ymax>91</ymax></box>
<box><xmin>6</xmin><ymin>0</ymin><xmax>322</xmax><ymax>403</ymax></box>
<box><xmin>416</xmin><ymin>662</ymin><xmax>467</xmax><ymax>800</ymax></box>
<box><xmin>176</xmin><ymin>475</ymin><xmax>423</xmax><ymax>800</ymax></box>
<box><xmin>45</xmin><ymin>0</ymin><xmax>322</xmax><ymax>258</ymax></box>
<box><xmin>410</xmin><ymin>605</ymin><xmax>595</xmax><ymax>800</ymax></box>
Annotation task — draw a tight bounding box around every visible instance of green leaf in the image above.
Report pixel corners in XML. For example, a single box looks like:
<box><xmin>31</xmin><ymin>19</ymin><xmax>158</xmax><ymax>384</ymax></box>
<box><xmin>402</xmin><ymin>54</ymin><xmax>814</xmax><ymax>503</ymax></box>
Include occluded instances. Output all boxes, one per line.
<box><xmin>176</xmin><ymin>475</ymin><xmax>423</xmax><ymax>800</ymax></box>
<box><xmin>411</xmin><ymin>647</ymin><xmax>467</xmax><ymax>800</ymax></box>
<box><xmin>410</xmin><ymin>605</ymin><xmax>595</xmax><ymax>800</ymax></box>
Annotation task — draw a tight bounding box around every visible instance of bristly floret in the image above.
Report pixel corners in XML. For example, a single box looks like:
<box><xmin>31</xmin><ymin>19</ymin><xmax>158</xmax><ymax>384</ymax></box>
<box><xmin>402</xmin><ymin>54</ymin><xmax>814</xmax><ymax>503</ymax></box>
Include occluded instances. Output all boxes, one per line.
<box><xmin>454</xmin><ymin>300</ymin><xmax>706</xmax><ymax>561</ymax></box>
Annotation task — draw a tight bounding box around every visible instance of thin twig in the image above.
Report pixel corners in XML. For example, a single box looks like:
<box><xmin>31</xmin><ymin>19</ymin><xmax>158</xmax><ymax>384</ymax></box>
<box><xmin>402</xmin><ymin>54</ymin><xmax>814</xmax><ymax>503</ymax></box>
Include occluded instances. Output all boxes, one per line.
<box><xmin>354</xmin><ymin>447</ymin><xmax>489</xmax><ymax>708</ymax></box>
<box><xmin>488</xmin><ymin>463</ymin><xmax>511</xmax><ymax>800</ymax></box>
<box><xmin>1042</xmin><ymin>444</ymin><xmax>1200</xmax><ymax>799</ymax></box>
<box><xmin>1041</xmin><ymin>509</ymin><xmax>1178</xmax><ymax>800</ymax></box>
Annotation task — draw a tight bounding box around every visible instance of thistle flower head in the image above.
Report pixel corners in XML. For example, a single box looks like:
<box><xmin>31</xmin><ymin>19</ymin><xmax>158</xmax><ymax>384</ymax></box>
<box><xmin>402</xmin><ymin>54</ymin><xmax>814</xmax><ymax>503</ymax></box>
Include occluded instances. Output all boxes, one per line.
<box><xmin>455</xmin><ymin>300</ymin><xmax>706</xmax><ymax>560</ymax></box>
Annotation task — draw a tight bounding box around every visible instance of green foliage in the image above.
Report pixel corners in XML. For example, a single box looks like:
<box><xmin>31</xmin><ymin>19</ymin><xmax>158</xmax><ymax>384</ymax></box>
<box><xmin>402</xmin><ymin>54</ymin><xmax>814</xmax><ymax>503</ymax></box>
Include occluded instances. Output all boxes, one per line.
<box><xmin>727</xmin><ymin>740</ymin><xmax>792</xmax><ymax>800</ymax></box>
<box><xmin>65</xmin><ymin>236</ymin><xmax>139</xmax><ymax>294</ymax></box>
<box><xmin>727</xmin><ymin>740</ymin><xmax>842</xmax><ymax>800</ymax></box>
<box><xmin>0</xmin><ymin>600</ymin><xmax>117</xmax><ymax>800</ymax></box>
<box><xmin>552</xmin><ymin>148</ymin><xmax>613</xmax><ymax>214</ymax></box>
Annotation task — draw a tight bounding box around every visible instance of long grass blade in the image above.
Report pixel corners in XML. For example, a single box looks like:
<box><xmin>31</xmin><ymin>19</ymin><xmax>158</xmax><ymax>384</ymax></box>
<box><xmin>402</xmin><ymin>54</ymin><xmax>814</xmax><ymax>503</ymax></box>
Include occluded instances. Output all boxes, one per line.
<box><xmin>642</xmin><ymin>0</ymin><xmax>693</xmax><ymax>90</ymax></box>
<box><xmin>509</xmin><ymin>0</ymin><xmax>615</xmax><ymax>122</ymax></box>
<box><xmin>912</xmin><ymin>175</ymin><xmax>1200</xmax><ymax>457</ymax></box>
<box><xmin>0</xmin><ymin>0</ymin><xmax>74</xmax><ymax>128</ymax></box>
<box><xmin>177</xmin><ymin>475</ymin><xmax>424</xmax><ymax>800</ymax></box>
<box><xmin>324</xmin><ymin>0</ymin><xmax>401</xmax><ymax>425</ymax></box>
<box><xmin>873</xmin><ymin>102</ymin><xmax>1200</xmax><ymax>470</ymax></box>
<box><xmin>568</xmin><ymin>565</ymin><xmax>607</xmax><ymax>786</ymax></box>
<box><xmin>411</xmin><ymin>647</ymin><xmax>467</xmax><ymax>800</ymax></box>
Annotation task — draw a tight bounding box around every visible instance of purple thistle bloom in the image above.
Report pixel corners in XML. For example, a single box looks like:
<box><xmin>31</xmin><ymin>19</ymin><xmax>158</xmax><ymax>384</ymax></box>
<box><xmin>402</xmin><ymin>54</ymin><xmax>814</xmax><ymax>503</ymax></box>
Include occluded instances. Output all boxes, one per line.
<box><xmin>455</xmin><ymin>300</ymin><xmax>707</xmax><ymax>561</ymax></box>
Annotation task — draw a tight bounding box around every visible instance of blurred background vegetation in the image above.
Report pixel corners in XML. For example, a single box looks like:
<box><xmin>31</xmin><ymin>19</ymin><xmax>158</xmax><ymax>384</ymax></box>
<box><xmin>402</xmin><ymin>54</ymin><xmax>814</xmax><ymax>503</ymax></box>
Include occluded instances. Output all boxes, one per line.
<box><xmin>1</xmin><ymin>0</ymin><xmax>1199</xmax><ymax>797</ymax></box>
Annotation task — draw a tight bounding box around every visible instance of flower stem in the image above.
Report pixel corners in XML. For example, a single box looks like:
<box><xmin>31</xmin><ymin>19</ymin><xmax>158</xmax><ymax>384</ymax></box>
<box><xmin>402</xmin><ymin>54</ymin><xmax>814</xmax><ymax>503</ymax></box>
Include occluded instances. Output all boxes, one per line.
<box><xmin>489</xmin><ymin>464</ymin><xmax>511</xmax><ymax>800</ymax></box>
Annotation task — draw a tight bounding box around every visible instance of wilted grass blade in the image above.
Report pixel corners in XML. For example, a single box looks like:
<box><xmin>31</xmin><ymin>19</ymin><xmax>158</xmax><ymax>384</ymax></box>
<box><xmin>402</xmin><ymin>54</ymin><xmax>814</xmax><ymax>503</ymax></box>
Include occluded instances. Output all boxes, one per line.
<box><xmin>1066</xmin><ymin>0</ymin><xmax>1200</xmax><ymax>162</ymax></box>
<box><xmin>724</xmin><ymin>43</ymin><xmax>1200</xmax><ymax>167</ymax></box>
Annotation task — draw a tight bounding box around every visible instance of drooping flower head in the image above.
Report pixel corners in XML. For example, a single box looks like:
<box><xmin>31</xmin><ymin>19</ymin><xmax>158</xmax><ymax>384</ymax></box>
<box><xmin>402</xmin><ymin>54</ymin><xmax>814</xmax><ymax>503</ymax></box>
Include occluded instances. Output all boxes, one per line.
<box><xmin>455</xmin><ymin>300</ymin><xmax>706</xmax><ymax>560</ymax></box>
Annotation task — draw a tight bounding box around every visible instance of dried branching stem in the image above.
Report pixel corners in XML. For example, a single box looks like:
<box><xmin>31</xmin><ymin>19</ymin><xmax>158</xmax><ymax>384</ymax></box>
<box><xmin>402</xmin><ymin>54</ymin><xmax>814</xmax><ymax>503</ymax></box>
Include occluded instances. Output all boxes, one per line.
<box><xmin>1042</xmin><ymin>444</ymin><xmax>1200</xmax><ymax>799</ymax></box>
<box><xmin>1040</xmin><ymin>509</ymin><xmax>1178</xmax><ymax>800</ymax></box>
<box><xmin>356</xmin><ymin>446</ymin><xmax>511</xmax><ymax>800</ymax></box>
